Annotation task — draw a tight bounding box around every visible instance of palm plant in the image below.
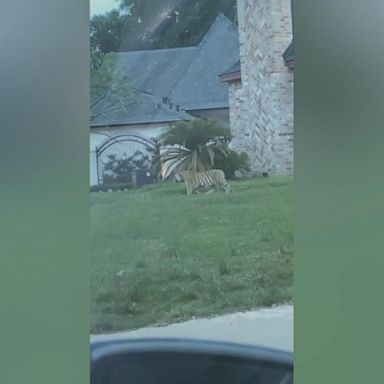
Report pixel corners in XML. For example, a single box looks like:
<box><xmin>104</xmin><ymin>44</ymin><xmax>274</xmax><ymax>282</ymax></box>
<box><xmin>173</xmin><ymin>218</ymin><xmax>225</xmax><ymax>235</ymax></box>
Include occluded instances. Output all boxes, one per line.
<box><xmin>159</xmin><ymin>118</ymin><xmax>232</xmax><ymax>179</ymax></box>
<box><xmin>147</xmin><ymin>138</ymin><xmax>162</xmax><ymax>182</ymax></box>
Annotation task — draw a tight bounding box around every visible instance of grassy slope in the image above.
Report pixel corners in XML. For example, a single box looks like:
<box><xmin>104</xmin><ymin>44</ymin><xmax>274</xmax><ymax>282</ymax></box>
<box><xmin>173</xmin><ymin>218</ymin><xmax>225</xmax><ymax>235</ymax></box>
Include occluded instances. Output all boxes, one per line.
<box><xmin>91</xmin><ymin>177</ymin><xmax>293</xmax><ymax>333</ymax></box>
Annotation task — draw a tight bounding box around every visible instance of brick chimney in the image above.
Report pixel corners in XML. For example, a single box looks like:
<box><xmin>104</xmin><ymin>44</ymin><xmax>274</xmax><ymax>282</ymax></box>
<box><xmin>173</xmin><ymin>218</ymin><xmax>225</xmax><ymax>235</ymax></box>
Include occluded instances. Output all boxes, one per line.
<box><xmin>231</xmin><ymin>0</ymin><xmax>294</xmax><ymax>175</ymax></box>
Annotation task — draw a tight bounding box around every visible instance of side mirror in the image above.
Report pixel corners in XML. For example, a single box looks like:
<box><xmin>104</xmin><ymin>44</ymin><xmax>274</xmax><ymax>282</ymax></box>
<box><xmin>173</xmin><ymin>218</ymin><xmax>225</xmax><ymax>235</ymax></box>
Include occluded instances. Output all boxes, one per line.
<box><xmin>91</xmin><ymin>338</ymin><xmax>293</xmax><ymax>384</ymax></box>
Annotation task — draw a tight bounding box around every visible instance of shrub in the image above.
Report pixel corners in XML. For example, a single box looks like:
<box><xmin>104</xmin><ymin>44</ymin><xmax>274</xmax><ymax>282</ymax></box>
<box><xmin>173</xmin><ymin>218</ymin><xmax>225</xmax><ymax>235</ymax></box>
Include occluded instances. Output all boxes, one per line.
<box><xmin>213</xmin><ymin>149</ymin><xmax>250</xmax><ymax>180</ymax></box>
<box><xmin>102</xmin><ymin>151</ymin><xmax>151</xmax><ymax>184</ymax></box>
<box><xmin>90</xmin><ymin>183</ymin><xmax>134</xmax><ymax>193</ymax></box>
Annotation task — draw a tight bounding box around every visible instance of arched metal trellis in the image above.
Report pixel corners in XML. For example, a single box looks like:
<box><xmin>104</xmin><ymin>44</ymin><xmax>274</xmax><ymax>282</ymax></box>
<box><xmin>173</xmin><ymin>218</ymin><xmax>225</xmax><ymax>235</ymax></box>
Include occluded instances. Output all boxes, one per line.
<box><xmin>95</xmin><ymin>132</ymin><xmax>158</xmax><ymax>185</ymax></box>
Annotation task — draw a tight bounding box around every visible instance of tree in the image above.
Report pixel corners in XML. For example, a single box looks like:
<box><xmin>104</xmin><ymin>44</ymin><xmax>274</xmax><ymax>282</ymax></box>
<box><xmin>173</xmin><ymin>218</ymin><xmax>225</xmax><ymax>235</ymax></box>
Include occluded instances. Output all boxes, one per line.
<box><xmin>149</xmin><ymin>0</ymin><xmax>237</xmax><ymax>49</ymax></box>
<box><xmin>90</xmin><ymin>1</ymin><xmax>237</xmax><ymax>52</ymax></box>
<box><xmin>119</xmin><ymin>0</ymin><xmax>237</xmax><ymax>50</ymax></box>
<box><xmin>158</xmin><ymin>118</ymin><xmax>232</xmax><ymax>178</ymax></box>
<box><xmin>90</xmin><ymin>50</ymin><xmax>138</xmax><ymax>122</ymax></box>
<box><xmin>90</xmin><ymin>10</ymin><xmax>128</xmax><ymax>53</ymax></box>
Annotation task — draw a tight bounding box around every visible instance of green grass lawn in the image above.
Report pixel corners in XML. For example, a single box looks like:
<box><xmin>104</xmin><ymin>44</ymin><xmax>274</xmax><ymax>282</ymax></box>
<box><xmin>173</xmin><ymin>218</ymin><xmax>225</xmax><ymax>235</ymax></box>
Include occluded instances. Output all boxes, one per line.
<box><xmin>91</xmin><ymin>177</ymin><xmax>293</xmax><ymax>333</ymax></box>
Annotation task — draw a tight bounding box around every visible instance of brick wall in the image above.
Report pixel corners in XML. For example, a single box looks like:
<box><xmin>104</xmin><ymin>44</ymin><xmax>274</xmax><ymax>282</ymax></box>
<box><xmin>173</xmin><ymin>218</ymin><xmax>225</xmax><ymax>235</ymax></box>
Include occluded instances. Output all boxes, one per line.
<box><xmin>229</xmin><ymin>0</ymin><xmax>293</xmax><ymax>175</ymax></box>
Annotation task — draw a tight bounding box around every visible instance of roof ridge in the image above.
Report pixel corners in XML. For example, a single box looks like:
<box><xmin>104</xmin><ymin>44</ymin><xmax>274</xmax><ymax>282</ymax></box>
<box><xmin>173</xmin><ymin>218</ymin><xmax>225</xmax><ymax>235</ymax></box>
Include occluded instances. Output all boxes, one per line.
<box><xmin>116</xmin><ymin>46</ymin><xmax>198</xmax><ymax>56</ymax></box>
<box><xmin>198</xmin><ymin>12</ymin><xmax>236</xmax><ymax>47</ymax></box>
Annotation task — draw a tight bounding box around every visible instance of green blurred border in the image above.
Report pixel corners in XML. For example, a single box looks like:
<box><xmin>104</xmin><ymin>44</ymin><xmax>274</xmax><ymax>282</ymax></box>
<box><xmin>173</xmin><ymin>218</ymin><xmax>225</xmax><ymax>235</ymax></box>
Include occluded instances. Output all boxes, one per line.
<box><xmin>294</xmin><ymin>0</ymin><xmax>384</xmax><ymax>382</ymax></box>
<box><xmin>0</xmin><ymin>1</ymin><xmax>89</xmax><ymax>383</ymax></box>
<box><xmin>2</xmin><ymin>0</ymin><xmax>384</xmax><ymax>383</ymax></box>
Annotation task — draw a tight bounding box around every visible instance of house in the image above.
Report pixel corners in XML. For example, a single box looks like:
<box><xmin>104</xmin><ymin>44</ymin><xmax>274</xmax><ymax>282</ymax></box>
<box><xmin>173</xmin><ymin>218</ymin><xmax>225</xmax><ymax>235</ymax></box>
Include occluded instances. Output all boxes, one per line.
<box><xmin>90</xmin><ymin>13</ymin><xmax>240</xmax><ymax>185</ymax></box>
<box><xmin>220</xmin><ymin>0</ymin><xmax>294</xmax><ymax>176</ymax></box>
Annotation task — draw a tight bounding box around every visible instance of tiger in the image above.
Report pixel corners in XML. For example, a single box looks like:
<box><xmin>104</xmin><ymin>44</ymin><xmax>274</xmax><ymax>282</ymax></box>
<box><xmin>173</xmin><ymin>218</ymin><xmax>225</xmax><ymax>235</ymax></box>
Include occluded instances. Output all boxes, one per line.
<box><xmin>179</xmin><ymin>169</ymin><xmax>231</xmax><ymax>196</ymax></box>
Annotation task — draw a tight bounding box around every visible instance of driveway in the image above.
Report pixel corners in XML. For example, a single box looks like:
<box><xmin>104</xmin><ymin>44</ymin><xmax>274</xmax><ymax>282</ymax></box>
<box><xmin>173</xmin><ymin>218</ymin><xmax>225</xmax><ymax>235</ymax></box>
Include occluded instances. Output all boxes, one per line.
<box><xmin>91</xmin><ymin>305</ymin><xmax>293</xmax><ymax>352</ymax></box>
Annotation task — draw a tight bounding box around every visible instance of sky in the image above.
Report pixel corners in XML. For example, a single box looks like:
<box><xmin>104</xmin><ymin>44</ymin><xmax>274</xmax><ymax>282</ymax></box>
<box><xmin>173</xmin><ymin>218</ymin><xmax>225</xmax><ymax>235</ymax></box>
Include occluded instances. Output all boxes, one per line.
<box><xmin>90</xmin><ymin>0</ymin><xmax>119</xmax><ymax>17</ymax></box>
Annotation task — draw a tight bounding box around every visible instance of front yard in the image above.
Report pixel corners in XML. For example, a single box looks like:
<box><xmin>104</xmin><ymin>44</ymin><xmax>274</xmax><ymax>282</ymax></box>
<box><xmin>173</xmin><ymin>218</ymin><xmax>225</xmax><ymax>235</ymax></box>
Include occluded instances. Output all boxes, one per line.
<box><xmin>91</xmin><ymin>177</ymin><xmax>293</xmax><ymax>333</ymax></box>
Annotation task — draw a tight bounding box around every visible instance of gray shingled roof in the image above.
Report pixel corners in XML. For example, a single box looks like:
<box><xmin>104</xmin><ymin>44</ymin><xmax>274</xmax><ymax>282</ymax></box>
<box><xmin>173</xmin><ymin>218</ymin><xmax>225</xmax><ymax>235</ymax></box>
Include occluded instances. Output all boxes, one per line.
<box><xmin>117</xmin><ymin>46</ymin><xmax>198</xmax><ymax>104</ymax></box>
<box><xmin>91</xmin><ymin>13</ymin><xmax>239</xmax><ymax>127</ymax></box>
<box><xmin>91</xmin><ymin>91</ymin><xmax>192</xmax><ymax>127</ymax></box>
<box><xmin>170</xmin><ymin>14</ymin><xmax>239</xmax><ymax>110</ymax></box>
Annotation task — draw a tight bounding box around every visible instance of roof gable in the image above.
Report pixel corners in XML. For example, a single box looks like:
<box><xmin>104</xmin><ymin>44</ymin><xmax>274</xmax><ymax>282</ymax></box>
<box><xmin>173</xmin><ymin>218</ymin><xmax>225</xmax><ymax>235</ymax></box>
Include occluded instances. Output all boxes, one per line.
<box><xmin>171</xmin><ymin>13</ymin><xmax>240</xmax><ymax>110</ymax></box>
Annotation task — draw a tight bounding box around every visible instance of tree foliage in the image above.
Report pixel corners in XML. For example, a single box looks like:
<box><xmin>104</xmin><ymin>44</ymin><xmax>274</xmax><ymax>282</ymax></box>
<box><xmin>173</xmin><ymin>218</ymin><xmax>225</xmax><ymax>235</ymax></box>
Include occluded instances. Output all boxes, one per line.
<box><xmin>91</xmin><ymin>0</ymin><xmax>237</xmax><ymax>52</ymax></box>
<box><xmin>91</xmin><ymin>10</ymin><xmax>128</xmax><ymax>53</ymax></box>
<box><xmin>149</xmin><ymin>0</ymin><xmax>237</xmax><ymax>49</ymax></box>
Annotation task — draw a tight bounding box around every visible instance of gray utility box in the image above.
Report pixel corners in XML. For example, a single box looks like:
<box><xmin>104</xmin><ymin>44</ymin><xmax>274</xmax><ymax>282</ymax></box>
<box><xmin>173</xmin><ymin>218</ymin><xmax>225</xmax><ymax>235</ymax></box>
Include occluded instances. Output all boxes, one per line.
<box><xmin>132</xmin><ymin>168</ymin><xmax>153</xmax><ymax>187</ymax></box>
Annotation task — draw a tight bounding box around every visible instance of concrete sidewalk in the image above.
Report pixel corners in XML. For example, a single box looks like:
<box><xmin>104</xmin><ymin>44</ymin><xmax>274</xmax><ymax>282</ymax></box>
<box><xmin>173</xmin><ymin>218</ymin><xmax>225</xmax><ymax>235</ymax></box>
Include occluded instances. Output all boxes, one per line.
<box><xmin>91</xmin><ymin>305</ymin><xmax>293</xmax><ymax>351</ymax></box>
